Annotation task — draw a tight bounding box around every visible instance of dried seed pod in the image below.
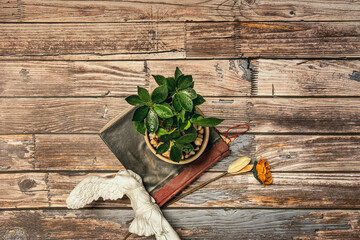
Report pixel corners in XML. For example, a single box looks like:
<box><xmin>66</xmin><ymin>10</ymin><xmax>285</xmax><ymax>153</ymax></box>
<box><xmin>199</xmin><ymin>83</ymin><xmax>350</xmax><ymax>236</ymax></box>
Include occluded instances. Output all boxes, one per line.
<box><xmin>198</xmin><ymin>128</ymin><xmax>204</xmax><ymax>134</ymax></box>
<box><xmin>150</xmin><ymin>139</ymin><xmax>157</xmax><ymax>146</ymax></box>
<box><xmin>227</xmin><ymin>156</ymin><xmax>251</xmax><ymax>174</ymax></box>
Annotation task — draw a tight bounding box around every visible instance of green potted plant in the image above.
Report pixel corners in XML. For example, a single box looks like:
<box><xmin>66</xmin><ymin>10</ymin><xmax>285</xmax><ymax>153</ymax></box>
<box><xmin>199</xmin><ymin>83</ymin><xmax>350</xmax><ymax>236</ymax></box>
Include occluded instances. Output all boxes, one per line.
<box><xmin>125</xmin><ymin>67</ymin><xmax>224</xmax><ymax>164</ymax></box>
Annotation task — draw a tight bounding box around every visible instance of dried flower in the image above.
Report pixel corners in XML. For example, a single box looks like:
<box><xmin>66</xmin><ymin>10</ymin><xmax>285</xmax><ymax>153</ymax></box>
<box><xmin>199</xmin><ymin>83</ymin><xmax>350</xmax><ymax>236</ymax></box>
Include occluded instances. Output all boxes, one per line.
<box><xmin>253</xmin><ymin>158</ymin><xmax>272</xmax><ymax>186</ymax></box>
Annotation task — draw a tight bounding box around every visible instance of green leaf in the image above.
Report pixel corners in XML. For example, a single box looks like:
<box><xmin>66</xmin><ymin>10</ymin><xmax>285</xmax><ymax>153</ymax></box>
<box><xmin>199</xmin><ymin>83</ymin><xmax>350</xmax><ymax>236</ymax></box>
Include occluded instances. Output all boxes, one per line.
<box><xmin>134</xmin><ymin>121</ymin><xmax>146</xmax><ymax>135</ymax></box>
<box><xmin>193</xmin><ymin>94</ymin><xmax>206</xmax><ymax>106</ymax></box>
<box><xmin>125</xmin><ymin>95</ymin><xmax>145</xmax><ymax>106</ymax></box>
<box><xmin>177</xmin><ymin>92</ymin><xmax>193</xmax><ymax>112</ymax></box>
<box><xmin>177</xmin><ymin>143</ymin><xmax>194</xmax><ymax>153</ymax></box>
<box><xmin>176</xmin><ymin>132</ymin><xmax>197</xmax><ymax>144</ymax></box>
<box><xmin>177</xmin><ymin>75</ymin><xmax>193</xmax><ymax>90</ymax></box>
<box><xmin>178</xmin><ymin>119</ymin><xmax>188</xmax><ymax>130</ymax></box>
<box><xmin>166</xmin><ymin>77</ymin><xmax>176</xmax><ymax>91</ymax></box>
<box><xmin>184</xmin><ymin>120</ymin><xmax>191</xmax><ymax>130</ymax></box>
<box><xmin>171</xmin><ymin>128</ymin><xmax>181</xmax><ymax>139</ymax></box>
<box><xmin>180</xmin><ymin>88</ymin><xmax>197</xmax><ymax>100</ymax></box>
<box><xmin>154</xmin><ymin>103</ymin><xmax>174</xmax><ymax>119</ymax></box>
<box><xmin>132</xmin><ymin>106</ymin><xmax>149</xmax><ymax>121</ymax></box>
<box><xmin>159</xmin><ymin>134</ymin><xmax>172</xmax><ymax>143</ymax></box>
<box><xmin>157</xmin><ymin>128</ymin><xmax>169</xmax><ymax>137</ymax></box>
<box><xmin>173</xmin><ymin>94</ymin><xmax>182</xmax><ymax>112</ymax></box>
<box><xmin>185</xmin><ymin>125</ymin><xmax>197</xmax><ymax>136</ymax></box>
<box><xmin>179</xmin><ymin>109</ymin><xmax>186</xmax><ymax>122</ymax></box>
<box><xmin>152</xmin><ymin>75</ymin><xmax>166</xmax><ymax>86</ymax></box>
<box><xmin>170</xmin><ymin>145</ymin><xmax>182</xmax><ymax>162</ymax></box>
<box><xmin>156</xmin><ymin>141</ymin><xmax>171</xmax><ymax>154</ymax></box>
<box><xmin>191</xmin><ymin>117</ymin><xmax>224</xmax><ymax>127</ymax></box>
<box><xmin>175</xmin><ymin>67</ymin><xmax>183</xmax><ymax>82</ymax></box>
<box><xmin>151</xmin><ymin>85</ymin><xmax>168</xmax><ymax>104</ymax></box>
<box><xmin>145</xmin><ymin>109</ymin><xmax>159</xmax><ymax>133</ymax></box>
<box><xmin>162</xmin><ymin>118</ymin><xmax>173</xmax><ymax>130</ymax></box>
<box><xmin>137</xmin><ymin>86</ymin><xmax>150</xmax><ymax>102</ymax></box>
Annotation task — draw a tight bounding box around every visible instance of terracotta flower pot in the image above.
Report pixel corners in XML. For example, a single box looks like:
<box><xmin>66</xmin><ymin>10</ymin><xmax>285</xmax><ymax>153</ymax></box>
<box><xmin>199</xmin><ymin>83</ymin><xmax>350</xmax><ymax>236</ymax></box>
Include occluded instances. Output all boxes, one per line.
<box><xmin>144</xmin><ymin>125</ymin><xmax>210</xmax><ymax>165</ymax></box>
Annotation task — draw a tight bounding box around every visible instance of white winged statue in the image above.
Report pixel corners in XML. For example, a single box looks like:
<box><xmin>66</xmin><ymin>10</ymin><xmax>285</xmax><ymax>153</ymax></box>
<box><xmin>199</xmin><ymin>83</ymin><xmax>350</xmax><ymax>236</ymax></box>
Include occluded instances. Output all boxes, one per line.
<box><xmin>66</xmin><ymin>169</ymin><xmax>180</xmax><ymax>240</ymax></box>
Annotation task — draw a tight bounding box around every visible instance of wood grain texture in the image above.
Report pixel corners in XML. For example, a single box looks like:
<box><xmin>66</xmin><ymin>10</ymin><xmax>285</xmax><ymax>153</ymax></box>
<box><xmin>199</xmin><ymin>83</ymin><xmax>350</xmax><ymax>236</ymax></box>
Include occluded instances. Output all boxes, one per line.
<box><xmin>248</xmin><ymin>98</ymin><xmax>360</xmax><ymax>133</ymax></box>
<box><xmin>2</xmin><ymin>134</ymin><xmax>359</xmax><ymax>172</ymax></box>
<box><xmin>0</xmin><ymin>23</ymin><xmax>185</xmax><ymax>60</ymax></box>
<box><xmin>0</xmin><ymin>97</ymin><xmax>247</xmax><ymax>134</ymax></box>
<box><xmin>253</xmin><ymin>59</ymin><xmax>360</xmax><ymax>96</ymax></box>
<box><xmin>35</xmin><ymin>134</ymin><xmax>122</xmax><ymax>170</ymax></box>
<box><xmin>2</xmin><ymin>0</ymin><xmax>360</xmax><ymax>22</ymax></box>
<box><xmin>187</xmin><ymin>22</ymin><xmax>360</xmax><ymax>58</ymax></box>
<box><xmin>0</xmin><ymin>61</ymin><xmax>147</xmax><ymax>97</ymax></box>
<box><xmin>252</xmin><ymin>135</ymin><xmax>360</xmax><ymax>172</ymax></box>
<box><xmin>1</xmin><ymin>172</ymin><xmax>360</xmax><ymax>209</ymax></box>
<box><xmin>238</xmin><ymin>22</ymin><xmax>360</xmax><ymax>58</ymax></box>
<box><xmin>1</xmin><ymin>22</ymin><xmax>359</xmax><ymax>59</ymax></box>
<box><xmin>0</xmin><ymin>209</ymin><xmax>359</xmax><ymax>239</ymax></box>
<box><xmin>0</xmin><ymin>173</ymin><xmax>49</xmax><ymax>208</ymax></box>
<box><xmin>0</xmin><ymin>135</ymin><xmax>35</xmax><ymax>171</ymax></box>
<box><xmin>1</xmin><ymin>97</ymin><xmax>360</xmax><ymax>134</ymax></box>
<box><xmin>0</xmin><ymin>60</ymin><xmax>251</xmax><ymax>97</ymax></box>
<box><xmin>148</xmin><ymin>59</ymin><xmax>252</xmax><ymax>96</ymax></box>
<box><xmin>0</xmin><ymin>98</ymin><xmax>129</xmax><ymax>134</ymax></box>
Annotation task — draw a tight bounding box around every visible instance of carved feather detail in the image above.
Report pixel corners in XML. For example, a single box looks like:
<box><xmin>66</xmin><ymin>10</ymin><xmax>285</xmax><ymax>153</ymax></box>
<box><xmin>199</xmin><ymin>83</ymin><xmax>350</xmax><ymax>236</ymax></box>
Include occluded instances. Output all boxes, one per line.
<box><xmin>66</xmin><ymin>170</ymin><xmax>179</xmax><ymax>240</ymax></box>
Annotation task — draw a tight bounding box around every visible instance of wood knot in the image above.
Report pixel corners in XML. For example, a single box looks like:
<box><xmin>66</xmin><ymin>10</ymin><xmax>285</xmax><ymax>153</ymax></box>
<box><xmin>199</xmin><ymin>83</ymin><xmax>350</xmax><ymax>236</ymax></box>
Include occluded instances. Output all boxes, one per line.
<box><xmin>18</xmin><ymin>179</ymin><xmax>37</xmax><ymax>192</ymax></box>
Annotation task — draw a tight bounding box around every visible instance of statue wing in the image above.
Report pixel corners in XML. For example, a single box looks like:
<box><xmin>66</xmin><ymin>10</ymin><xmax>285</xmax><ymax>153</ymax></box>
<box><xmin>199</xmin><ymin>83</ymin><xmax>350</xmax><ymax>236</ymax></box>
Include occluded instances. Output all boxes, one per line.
<box><xmin>66</xmin><ymin>175</ymin><xmax>126</xmax><ymax>209</ymax></box>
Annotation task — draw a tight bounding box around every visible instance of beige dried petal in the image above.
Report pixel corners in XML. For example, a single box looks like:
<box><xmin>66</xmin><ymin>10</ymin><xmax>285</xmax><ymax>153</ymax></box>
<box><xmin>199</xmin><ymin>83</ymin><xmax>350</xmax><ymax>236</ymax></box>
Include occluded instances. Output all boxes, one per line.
<box><xmin>227</xmin><ymin>156</ymin><xmax>251</xmax><ymax>174</ymax></box>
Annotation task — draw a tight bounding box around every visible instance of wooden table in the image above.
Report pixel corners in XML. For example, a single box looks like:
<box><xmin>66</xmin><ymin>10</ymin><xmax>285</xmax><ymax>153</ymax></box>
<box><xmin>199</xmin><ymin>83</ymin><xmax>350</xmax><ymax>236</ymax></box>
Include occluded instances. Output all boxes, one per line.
<box><xmin>1</xmin><ymin>1</ymin><xmax>360</xmax><ymax>239</ymax></box>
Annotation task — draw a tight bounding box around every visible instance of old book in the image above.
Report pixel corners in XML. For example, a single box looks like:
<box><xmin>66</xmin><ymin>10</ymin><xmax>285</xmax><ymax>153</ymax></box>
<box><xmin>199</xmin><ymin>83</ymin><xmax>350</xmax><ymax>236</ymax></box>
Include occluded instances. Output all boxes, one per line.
<box><xmin>99</xmin><ymin>107</ymin><xmax>230</xmax><ymax>207</ymax></box>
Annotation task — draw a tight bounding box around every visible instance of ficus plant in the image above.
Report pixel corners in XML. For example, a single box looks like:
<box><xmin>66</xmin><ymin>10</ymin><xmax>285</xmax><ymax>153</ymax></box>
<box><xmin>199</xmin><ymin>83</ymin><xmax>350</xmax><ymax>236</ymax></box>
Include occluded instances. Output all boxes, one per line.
<box><xmin>125</xmin><ymin>67</ymin><xmax>224</xmax><ymax>162</ymax></box>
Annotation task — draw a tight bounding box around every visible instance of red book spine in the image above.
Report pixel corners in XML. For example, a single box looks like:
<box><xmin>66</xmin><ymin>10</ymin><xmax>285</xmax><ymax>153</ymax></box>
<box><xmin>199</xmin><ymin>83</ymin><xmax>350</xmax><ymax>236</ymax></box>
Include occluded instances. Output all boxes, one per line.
<box><xmin>152</xmin><ymin>140</ymin><xmax>230</xmax><ymax>207</ymax></box>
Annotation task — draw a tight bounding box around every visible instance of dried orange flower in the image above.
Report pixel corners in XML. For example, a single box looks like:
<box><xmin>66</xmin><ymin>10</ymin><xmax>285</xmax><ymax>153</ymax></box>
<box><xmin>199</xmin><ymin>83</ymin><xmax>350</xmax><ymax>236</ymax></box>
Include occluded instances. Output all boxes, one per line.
<box><xmin>253</xmin><ymin>158</ymin><xmax>272</xmax><ymax>187</ymax></box>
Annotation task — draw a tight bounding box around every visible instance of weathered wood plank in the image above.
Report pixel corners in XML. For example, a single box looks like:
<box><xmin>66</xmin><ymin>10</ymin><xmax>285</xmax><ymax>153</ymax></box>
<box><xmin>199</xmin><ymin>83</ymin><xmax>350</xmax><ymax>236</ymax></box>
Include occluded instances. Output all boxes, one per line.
<box><xmin>187</xmin><ymin>22</ymin><xmax>360</xmax><ymax>58</ymax></box>
<box><xmin>0</xmin><ymin>23</ymin><xmax>185</xmax><ymax>60</ymax></box>
<box><xmin>1</xmin><ymin>172</ymin><xmax>360</xmax><ymax>208</ymax></box>
<box><xmin>2</xmin><ymin>0</ymin><xmax>360</xmax><ymax>22</ymax></box>
<box><xmin>0</xmin><ymin>209</ymin><xmax>359</xmax><ymax>239</ymax></box>
<box><xmin>186</xmin><ymin>22</ymin><xmax>237</xmax><ymax>58</ymax></box>
<box><xmin>51</xmin><ymin>172</ymin><xmax>360</xmax><ymax>208</ymax></box>
<box><xmin>237</xmin><ymin>22</ymin><xmax>360</xmax><ymax>58</ymax></box>
<box><xmin>0</xmin><ymin>173</ymin><xmax>49</xmax><ymax>208</ymax></box>
<box><xmin>0</xmin><ymin>60</ymin><xmax>251</xmax><ymax>97</ymax></box>
<box><xmin>2</xmin><ymin>134</ymin><xmax>359</xmax><ymax>172</ymax></box>
<box><xmin>2</xmin><ymin>22</ymin><xmax>359</xmax><ymax>59</ymax></box>
<box><xmin>35</xmin><ymin>134</ymin><xmax>122</xmax><ymax>171</ymax></box>
<box><xmin>252</xmin><ymin>135</ymin><xmax>360</xmax><ymax>172</ymax></box>
<box><xmin>0</xmin><ymin>61</ymin><xmax>147</xmax><ymax>97</ymax></box>
<box><xmin>0</xmin><ymin>98</ymin><xmax>129</xmax><ymax>134</ymax></box>
<box><xmin>1</xmin><ymin>97</ymin><xmax>360</xmax><ymax>134</ymax></box>
<box><xmin>0</xmin><ymin>135</ymin><xmax>35</xmax><ymax>171</ymax></box>
<box><xmin>248</xmin><ymin>98</ymin><xmax>360</xmax><ymax>133</ymax></box>
<box><xmin>253</xmin><ymin>59</ymin><xmax>360</xmax><ymax>96</ymax></box>
<box><xmin>148</xmin><ymin>59</ymin><xmax>252</xmax><ymax>96</ymax></box>
<box><xmin>1</xmin><ymin>59</ymin><xmax>358</xmax><ymax>97</ymax></box>
<box><xmin>0</xmin><ymin>97</ymin><xmax>247</xmax><ymax>134</ymax></box>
